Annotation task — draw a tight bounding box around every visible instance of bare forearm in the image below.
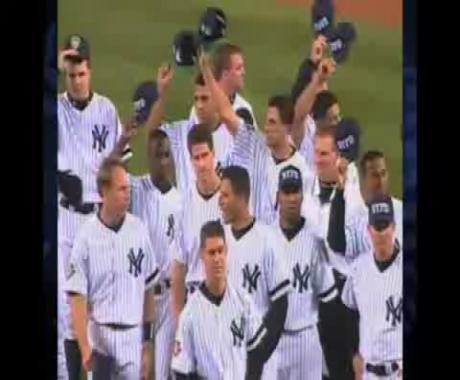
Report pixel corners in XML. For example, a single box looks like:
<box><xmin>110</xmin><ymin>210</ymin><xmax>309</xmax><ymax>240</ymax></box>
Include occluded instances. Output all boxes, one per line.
<box><xmin>171</xmin><ymin>262</ymin><xmax>186</xmax><ymax>320</ymax></box>
<box><xmin>111</xmin><ymin>135</ymin><xmax>130</xmax><ymax>158</ymax></box>
<box><xmin>70</xmin><ymin>294</ymin><xmax>90</xmax><ymax>352</ymax></box>
<box><xmin>146</xmin><ymin>95</ymin><xmax>167</xmax><ymax>132</ymax></box>
<box><xmin>143</xmin><ymin>288</ymin><xmax>156</xmax><ymax>323</ymax></box>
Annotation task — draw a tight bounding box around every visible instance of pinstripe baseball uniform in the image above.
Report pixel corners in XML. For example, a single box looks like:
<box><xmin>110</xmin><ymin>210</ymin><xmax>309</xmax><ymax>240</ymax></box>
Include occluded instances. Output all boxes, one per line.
<box><xmin>57</xmin><ymin>91</ymin><xmax>131</xmax><ymax>377</ymax></box>
<box><xmin>272</xmin><ymin>217</ymin><xmax>338</xmax><ymax>380</ymax></box>
<box><xmin>171</xmin><ymin>282</ymin><xmax>267</xmax><ymax>379</ymax></box>
<box><xmin>342</xmin><ymin>247</ymin><xmax>403</xmax><ymax>380</ymax></box>
<box><xmin>161</xmin><ymin>119</ymin><xmax>234</xmax><ymax>193</ymax></box>
<box><xmin>64</xmin><ymin>213</ymin><xmax>160</xmax><ymax>380</ymax></box>
<box><xmin>190</xmin><ymin>92</ymin><xmax>258</xmax><ymax>129</ymax></box>
<box><xmin>230</xmin><ymin>121</ymin><xmax>315</xmax><ymax>225</ymax></box>
<box><xmin>298</xmin><ymin>115</ymin><xmax>317</xmax><ymax>170</ymax></box>
<box><xmin>174</xmin><ymin>184</ymin><xmax>222</xmax><ymax>290</ymax></box>
<box><xmin>224</xmin><ymin>220</ymin><xmax>291</xmax><ymax>380</ymax></box>
<box><xmin>129</xmin><ymin>174</ymin><xmax>182</xmax><ymax>379</ymax></box>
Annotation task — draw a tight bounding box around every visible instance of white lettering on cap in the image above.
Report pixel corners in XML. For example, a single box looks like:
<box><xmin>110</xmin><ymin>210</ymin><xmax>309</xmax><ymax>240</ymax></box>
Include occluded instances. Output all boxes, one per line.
<box><xmin>70</xmin><ymin>35</ymin><xmax>81</xmax><ymax>50</ymax></box>
<box><xmin>314</xmin><ymin>17</ymin><xmax>329</xmax><ymax>32</ymax></box>
<box><xmin>371</xmin><ymin>203</ymin><xmax>390</xmax><ymax>214</ymax></box>
<box><xmin>337</xmin><ymin>135</ymin><xmax>355</xmax><ymax>151</ymax></box>
<box><xmin>133</xmin><ymin>98</ymin><xmax>146</xmax><ymax>113</ymax></box>
<box><xmin>330</xmin><ymin>38</ymin><xmax>344</xmax><ymax>52</ymax></box>
<box><xmin>281</xmin><ymin>169</ymin><xmax>300</xmax><ymax>181</ymax></box>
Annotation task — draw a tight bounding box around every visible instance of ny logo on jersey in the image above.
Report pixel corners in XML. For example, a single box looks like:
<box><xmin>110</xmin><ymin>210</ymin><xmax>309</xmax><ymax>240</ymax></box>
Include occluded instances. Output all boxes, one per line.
<box><xmin>166</xmin><ymin>214</ymin><xmax>175</xmax><ymax>243</ymax></box>
<box><xmin>92</xmin><ymin>125</ymin><xmax>109</xmax><ymax>153</ymax></box>
<box><xmin>230</xmin><ymin>316</ymin><xmax>246</xmax><ymax>347</ymax></box>
<box><xmin>242</xmin><ymin>264</ymin><xmax>261</xmax><ymax>294</ymax></box>
<box><xmin>385</xmin><ymin>295</ymin><xmax>403</xmax><ymax>327</ymax></box>
<box><xmin>128</xmin><ymin>248</ymin><xmax>145</xmax><ymax>277</ymax></box>
<box><xmin>292</xmin><ymin>263</ymin><xmax>310</xmax><ymax>293</ymax></box>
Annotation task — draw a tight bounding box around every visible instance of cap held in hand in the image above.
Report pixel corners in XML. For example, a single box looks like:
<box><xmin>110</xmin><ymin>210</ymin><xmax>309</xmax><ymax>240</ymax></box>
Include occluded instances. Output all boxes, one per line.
<box><xmin>198</xmin><ymin>7</ymin><xmax>227</xmax><ymax>43</ymax></box>
<box><xmin>172</xmin><ymin>30</ymin><xmax>198</xmax><ymax>66</ymax></box>
<box><xmin>132</xmin><ymin>81</ymin><xmax>158</xmax><ymax>125</ymax></box>
<box><xmin>335</xmin><ymin>118</ymin><xmax>361</xmax><ymax>162</ymax></box>
<box><xmin>63</xmin><ymin>34</ymin><xmax>90</xmax><ymax>60</ymax></box>
<box><xmin>327</xmin><ymin>22</ymin><xmax>357</xmax><ymax>63</ymax></box>
<box><xmin>311</xmin><ymin>0</ymin><xmax>335</xmax><ymax>38</ymax></box>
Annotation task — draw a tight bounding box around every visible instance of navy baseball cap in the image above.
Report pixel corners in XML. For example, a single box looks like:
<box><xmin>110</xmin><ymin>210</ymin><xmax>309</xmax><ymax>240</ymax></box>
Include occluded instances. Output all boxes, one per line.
<box><xmin>327</xmin><ymin>22</ymin><xmax>357</xmax><ymax>64</ymax></box>
<box><xmin>63</xmin><ymin>34</ymin><xmax>90</xmax><ymax>60</ymax></box>
<box><xmin>279</xmin><ymin>165</ymin><xmax>303</xmax><ymax>193</ymax></box>
<box><xmin>335</xmin><ymin>118</ymin><xmax>361</xmax><ymax>162</ymax></box>
<box><xmin>172</xmin><ymin>30</ymin><xmax>198</xmax><ymax>66</ymax></box>
<box><xmin>311</xmin><ymin>0</ymin><xmax>335</xmax><ymax>37</ymax></box>
<box><xmin>198</xmin><ymin>7</ymin><xmax>227</xmax><ymax>42</ymax></box>
<box><xmin>132</xmin><ymin>81</ymin><xmax>158</xmax><ymax>124</ymax></box>
<box><xmin>368</xmin><ymin>194</ymin><xmax>395</xmax><ymax>231</ymax></box>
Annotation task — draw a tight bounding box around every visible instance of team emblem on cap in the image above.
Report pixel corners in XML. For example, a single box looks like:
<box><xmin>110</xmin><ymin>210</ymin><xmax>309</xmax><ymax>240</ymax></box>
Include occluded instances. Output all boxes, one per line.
<box><xmin>371</xmin><ymin>203</ymin><xmax>390</xmax><ymax>214</ymax></box>
<box><xmin>133</xmin><ymin>98</ymin><xmax>146</xmax><ymax>113</ymax></box>
<box><xmin>70</xmin><ymin>35</ymin><xmax>81</xmax><ymax>50</ymax></box>
<box><xmin>337</xmin><ymin>135</ymin><xmax>355</xmax><ymax>150</ymax></box>
<box><xmin>329</xmin><ymin>38</ymin><xmax>344</xmax><ymax>53</ymax></box>
<box><xmin>281</xmin><ymin>169</ymin><xmax>299</xmax><ymax>181</ymax></box>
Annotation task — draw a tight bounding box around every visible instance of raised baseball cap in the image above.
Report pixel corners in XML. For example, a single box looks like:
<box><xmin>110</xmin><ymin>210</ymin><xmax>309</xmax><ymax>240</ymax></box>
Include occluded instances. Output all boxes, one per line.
<box><xmin>172</xmin><ymin>30</ymin><xmax>198</xmax><ymax>67</ymax></box>
<box><xmin>278</xmin><ymin>165</ymin><xmax>303</xmax><ymax>193</ymax></box>
<box><xmin>368</xmin><ymin>194</ymin><xmax>394</xmax><ymax>231</ymax></box>
<box><xmin>198</xmin><ymin>7</ymin><xmax>227</xmax><ymax>42</ymax></box>
<box><xmin>327</xmin><ymin>22</ymin><xmax>357</xmax><ymax>64</ymax></box>
<box><xmin>335</xmin><ymin>118</ymin><xmax>361</xmax><ymax>162</ymax></box>
<box><xmin>132</xmin><ymin>81</ymin><xmax>158</xmax><ymax>124</ymax></box>
<box><xmin>311</xmin><ymin>0</ymin><xmax>335</xmax><ymax>38</ymax></box>
<box><xmin>63</xmin><ymin>34</ymin><xmax>90</xmax><ymax>60</ymax></box>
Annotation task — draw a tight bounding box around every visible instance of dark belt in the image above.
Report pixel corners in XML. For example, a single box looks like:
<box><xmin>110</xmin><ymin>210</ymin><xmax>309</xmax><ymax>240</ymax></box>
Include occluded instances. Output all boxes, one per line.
<box><xmin>366</xmin><ymin>361</ymin><xmax>400</xmax><ymax>376</ymax></box>
<box><xmin>154</xmin><ymin>279</ymin><xmax>171</xmax><ymax>295</ymax></box>
<box><xmin>60</xmin><ymin>198</ymin><xmax>99</xmax><ymax>215</ymax></box>
<box><xmin>102</xmin><ymin>323</ymin><xmax>137</xmax><ymax>331</ymax></box>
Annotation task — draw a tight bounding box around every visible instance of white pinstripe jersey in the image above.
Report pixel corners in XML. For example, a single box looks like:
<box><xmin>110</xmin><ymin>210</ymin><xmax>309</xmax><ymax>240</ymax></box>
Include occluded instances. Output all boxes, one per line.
<box><xmin>224</xmin><ymin>221</ymin><xmax>291</xmax><ymax>316</ymax></box>
<box><xmin>302</xmin><ymin>175</ymin><xmax>366</xmax><ymax>276</ymax></box>
<box><xmin>174</xmin><ymin>185</ymin><xmax>222</xmax><ymax>284</ymax></box>
<box><xmin>298</xmin><ymin>115</ymin><xmax>317</xmax><ymax>170</ymax></box>
<box><xmin>172</xmin><ymin>282</ymin><xmax>267</xmax><ymax>379</ymax></box>
<box><xmin>161</xmin><ymin>119</ymin><xmax>234</xmax><ymax>193</ymax></box>
<box><xmin>230</xmin><ymin>121</ymin><xmax>315</xmax><ymax>225</ymax></box>
<box><xmin>64</xmin><ymin>213</ymin><xmax>160</xmax><ymax>325</ymax></box>
<box><xmin>58</xmin><ymin>92</ymin><xmax>130</xmax><ymax>203</ymax></box>
<box><xmin>129</xmin><ymin>175</ymin><xmax>183</xmax><ymax>282</ymax></box>
<box><xmin>273</xmin><ymin>219</ymin><xmax>338</xmax><ymax>330</ymax></box>
<box><xmin>342</xmin><ymin>250</ymin><xmax>403</xmax><ymax>363</ymax></box>
<box><xmin>190</xmin><ymin>92</ymin><xmax>258</xmax><ymax>129</ymax></box>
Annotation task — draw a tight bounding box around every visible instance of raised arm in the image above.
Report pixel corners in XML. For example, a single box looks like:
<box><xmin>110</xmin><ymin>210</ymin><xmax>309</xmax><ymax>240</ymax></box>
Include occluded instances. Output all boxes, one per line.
<box><xmin>145</xmin><ymin>63</ymin><xmax>175</xmax><ymax>132</ymax></box>
<box><xmin>198</xmin><ymin>51</ymin><xmax>241</xmax><ymax>136</ymax></box>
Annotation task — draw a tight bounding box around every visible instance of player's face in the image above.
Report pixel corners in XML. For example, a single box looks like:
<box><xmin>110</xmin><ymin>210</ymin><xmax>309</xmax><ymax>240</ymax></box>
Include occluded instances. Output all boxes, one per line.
<box><xmin>278</xmin><ymin>189</ymin><xmax>303</xmax><ymax>222</ymax></box>
<box><xmin>65</xmin><ymin>60</ymin><xmax>91</xmax><ymax>100</ymax></box>
<box><xmin>225</xmin><ymin>53</ymin><xmax>245</xmax><ymax>91</ymax></box>
<box><xmin>314</xmin><ymin>135</ymin><xmax>339</xmax><ymax>182</ymax></box>
<box><xmin>324</xmin><ymin>103</ymin><xmax>342</xmax><ymax>127</ymax></box>
<box><xmin>363</xmin><ymin>158</ymin><xmax>389</xmax><ymax>198</ymax></box>
<box><xmin>190</xmin><ymin>143</ymin><xmax>215</xmax><ymax>179</ymax></box>
<box><xmin>194</xmin><ymin>85</ymin><xmax>218</xmax><ymax>125</ymax></box>
<box><xmin>201</xmin><ymin>236</ymin><xmax>227</xmax><ymax>282</ymax></box>
<box><xmin>264</xmin><ymin>107</ymin><xmax>287</xmax><ymax>149</ymax></box>
<box><xmin>103</xmin><ymin>167</ymin><xmax>130</xmax><ymax>215</ymax></box>
<box><xmin>369</xmin><ymin>222</ymin><xmax>395</xmax><ymax>257</ymax></box>
<box><xmin>218</xmin><ymin>178</ymin><xmax>240</xmax><ymax>224</ymax></box>
<box><xmin>148</xmin><ymin>137</ymin><xmax>174</xmax><ymax>182</ymax></box>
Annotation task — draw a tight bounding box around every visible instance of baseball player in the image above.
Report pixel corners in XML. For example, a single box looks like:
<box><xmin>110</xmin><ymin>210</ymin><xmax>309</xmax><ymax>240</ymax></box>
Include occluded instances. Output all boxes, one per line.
<box><xmin>172</xmin><ymin>220</ymin><xmax>279</xmax><ymax>380</ymax></box>
<box><xmin>57</xmin><ymin>34</ymin><xmax>131</xmax><ymax>380</ymax></box>
<box><xmin>189</xmin><ymin>42</ymin><xmax>257</xmax><ymax>128</ymax></box>
<box><xmin>346</xmin><ymin>150</ymin><xmax>403</xmax><ymax>256</ymax></box>
<box><xmin>273</xmin><ymin>165</ymin><xmax>338</xmax><ymax>380</ymax></box>
<box><xmin>170</xmin><ymin>125</ymin><xmax>223</xmax><ymax>319</ymax></box>
<box><xmin>219</xmin><ymin>165</ymin><xmax>291</xmax><ymax>380</ymax></box>
<box><xmin>115</xmin><ymin>122</ymin><xmax>182</xmax><ymax>379</ymax></box>
<box><xmin>342</xmin><ymin>194</ymin><xmax>403</xmax><ymax>380</ymax></box>
<box><xmin>146</xmin><ymin>64</ymin><xmax>233</xmax><ymax>192</ymax></box>
<box><xmin>64</xmin><ymin>156</ymin><xmax>160</xmax><ymax>380</ymax></box>
<box><xmin>199</xmin><ymin>52</ymin><xmax>314</xmax><ymax>225</ymax></box>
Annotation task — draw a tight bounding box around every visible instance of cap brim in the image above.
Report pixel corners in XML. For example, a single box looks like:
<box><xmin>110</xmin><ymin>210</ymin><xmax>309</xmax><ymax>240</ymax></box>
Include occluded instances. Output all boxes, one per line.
<box><xmin>370</xmin><ymin>220</ymin><xmax>392</xmax><ymax>231</ymax></box>
<box><xmin>279</xmin><ymin>182</ymin><xmax>302</xmax><ymax>194</ymax></box>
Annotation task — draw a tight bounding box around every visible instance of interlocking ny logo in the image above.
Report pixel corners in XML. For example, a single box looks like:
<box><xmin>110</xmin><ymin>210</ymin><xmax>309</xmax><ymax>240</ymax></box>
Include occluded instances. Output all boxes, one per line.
<box><xmin>242</xmin><ymin>264</ymin><xmax>261</xmax><ymax>294</ymax></box>
<box><xmin>292</xmin><ymin>263</ymin><xmax>310</xmax><ymax>293</ymax></box>
<box><xmin>230</xmin><ymin>316</ymin><xmax>245</xmax><ymax>347</ymax></box>
<box><xmin>166</xmin><ymin>214</ymin><xmax>175</xmax><ymax>243</ymax></box>
<box><xmin>385</xmin><ymin>295</ymin><xmax>403</xmax><ymax>327</ymax></box>
<box><xmin>128</xmin><ymin>248</ymin><xmax>145</xmax><ymax>277</ymax></box>
<box><xmin>92</xmin><ymin>125</ymin><xmax>109</xmax><ymax>152</ymax></box>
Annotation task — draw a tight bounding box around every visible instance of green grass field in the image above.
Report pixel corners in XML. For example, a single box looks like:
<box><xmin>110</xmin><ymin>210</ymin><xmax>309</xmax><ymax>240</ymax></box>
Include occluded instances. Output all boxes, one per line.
<box><xmin>58</xmin><ymin>0</ymin><xmax>402</xmax><ymax>196</ymax></box>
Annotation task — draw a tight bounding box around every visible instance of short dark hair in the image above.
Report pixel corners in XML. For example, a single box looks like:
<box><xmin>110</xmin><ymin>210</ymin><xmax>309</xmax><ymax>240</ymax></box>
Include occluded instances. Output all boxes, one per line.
<box><xmin>221</xmin><ymin>165</ymin><xmax>251</xmax><ymax>203</ymax></box>
<box><xmin>65</xmin><ymin>56</ymin><xmax>91</xmax><ymax>68</ymax></box>
<box><xmin>268</xmin><ymin>95</ymin><xmax>295</xmax><ymax>125</ymax></box>
<box><xmin>148</xmin><ymin>128</ymin><xmax>168</xmax><ymax>144</ymax></box>
<box><xmin>195</xmin><ymin>72</ymin><xmax>206</xmax><ymax>86</ymax></box>
<box><xmin>200</xmin><ymin>220</ymin><xmax>226</xmax><ymax>250</ymax></box>
<box><xmin>311</xmin><ymin>91</ymin><xmax>338</xmax><ymax>121</ymax></box>
<box><xmin>213</xmin><ymin>43</ymin><xmax>243</xmax><ymax>80</ymax></box>
<box><xmin>359</xmin><ymin>150</ymin><xmax>385</xmax><ymax>176</ymax></box>
<box><xmin>96</xmin><ymin>156</ymin><xmax>126</xmax><ymax>195</ymax></box>
<box><xmin>187</xmin><ymin>124</ymin><xmax>214</xmax><ymax>154</ymax></box>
